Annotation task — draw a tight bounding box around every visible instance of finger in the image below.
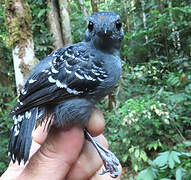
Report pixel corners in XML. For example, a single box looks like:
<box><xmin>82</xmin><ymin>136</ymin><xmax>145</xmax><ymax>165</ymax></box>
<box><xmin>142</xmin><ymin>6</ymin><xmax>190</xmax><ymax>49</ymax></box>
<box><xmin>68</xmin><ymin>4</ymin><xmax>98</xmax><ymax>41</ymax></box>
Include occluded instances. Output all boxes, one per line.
<box><xmin>87</xmin><ymin>108</ymin><xmax>105</xmax><ymax>137</ymax></box>
<box><xmin>66</xmin><ymin>134</ymin><xmax>108</xmax><ymax>180</ymax></box>
<box><xmin>29</xmin><ymin>119</ymin><xmax>52</xmax><ymax>158</ymax></box>
<box><xmin>32</xmin><ymin>122</ymin><xmax>49</xmax><ymax>146</ymax></box>
<box><xmin>19</xmin><ymin>126</ymin><xmax>84</xmax><ymax>180</ymax></box>
<box><xmin>26</xmin><ymin>123</ymin><xmax>49</xmax><ymax>159</ymax></box>
<box><xmin>0</xmin><ymin>162</ymin><xmax>25</xmax><ymax>180</ymax></box>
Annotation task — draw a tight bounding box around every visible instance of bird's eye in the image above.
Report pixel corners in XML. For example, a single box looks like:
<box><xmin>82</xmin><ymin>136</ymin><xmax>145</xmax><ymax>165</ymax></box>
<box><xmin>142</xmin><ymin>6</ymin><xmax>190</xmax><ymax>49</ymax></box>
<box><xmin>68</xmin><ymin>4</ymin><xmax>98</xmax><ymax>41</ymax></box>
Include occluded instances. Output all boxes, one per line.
<box><xmin>88</xmin><ymin>21</ymin><xmax>94</xmax><ymax>31</ymax></box>
<box><xmin>115</xmin><ymin>20</ymin><xmax>122</xmax><ymax>30</ymax></box>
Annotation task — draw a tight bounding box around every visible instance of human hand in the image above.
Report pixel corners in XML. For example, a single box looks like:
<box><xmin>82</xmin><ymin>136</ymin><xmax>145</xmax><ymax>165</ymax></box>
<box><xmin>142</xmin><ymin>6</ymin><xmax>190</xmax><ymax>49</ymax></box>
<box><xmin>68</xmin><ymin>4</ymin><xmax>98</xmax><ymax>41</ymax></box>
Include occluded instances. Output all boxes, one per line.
<box><xmin>1</xmin><ymin>109</ymin><xmax>121</xmax><ymax>180</ymax></box>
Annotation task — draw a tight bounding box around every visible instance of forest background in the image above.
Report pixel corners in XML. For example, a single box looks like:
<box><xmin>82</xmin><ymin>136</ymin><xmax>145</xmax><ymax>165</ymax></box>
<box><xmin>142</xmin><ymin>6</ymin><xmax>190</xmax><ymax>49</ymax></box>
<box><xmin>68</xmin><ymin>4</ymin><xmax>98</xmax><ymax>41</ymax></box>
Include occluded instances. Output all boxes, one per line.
<box><xmin>0</xmin><ymin>0</ymin><xmax>191</xmax><ymax>179</ymax></box>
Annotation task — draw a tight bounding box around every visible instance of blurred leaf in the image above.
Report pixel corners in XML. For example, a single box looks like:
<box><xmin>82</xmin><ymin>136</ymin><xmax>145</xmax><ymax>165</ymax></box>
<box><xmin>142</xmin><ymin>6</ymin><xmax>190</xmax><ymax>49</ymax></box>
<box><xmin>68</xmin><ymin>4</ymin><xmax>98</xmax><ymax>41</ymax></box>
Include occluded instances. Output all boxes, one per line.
<box><xmin>168</xmin><ymin>93</ymin><xmax>187</xmax><ymax>103</ymax></box>
<box><xmin>153</xmin><ymin>151</ymin><xmax>169</xmax><ymax>167</ymax></box>
<box><xmin>137</xmin><ymin>168</ymin><xmax>157</xmax><ymax>180</ymax></box>
<box><xmin>183</xmin><ymin>141</ymin><xmax>191</xmax><ymax>147</ymax></box>
<box><xmin>176</xmin><ymin>167</ymin><xmax>184</xmax><ymax>180</ymax></box>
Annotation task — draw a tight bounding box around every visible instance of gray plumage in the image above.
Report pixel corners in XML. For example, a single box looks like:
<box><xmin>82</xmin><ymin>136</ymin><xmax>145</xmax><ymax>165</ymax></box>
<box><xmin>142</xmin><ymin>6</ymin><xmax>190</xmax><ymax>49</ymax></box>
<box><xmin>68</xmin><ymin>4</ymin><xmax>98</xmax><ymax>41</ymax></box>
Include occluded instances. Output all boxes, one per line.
<box><xmin>9</xmin><ymin>12</ymin><xmax>124</xmax><ymax>177</ymax></box>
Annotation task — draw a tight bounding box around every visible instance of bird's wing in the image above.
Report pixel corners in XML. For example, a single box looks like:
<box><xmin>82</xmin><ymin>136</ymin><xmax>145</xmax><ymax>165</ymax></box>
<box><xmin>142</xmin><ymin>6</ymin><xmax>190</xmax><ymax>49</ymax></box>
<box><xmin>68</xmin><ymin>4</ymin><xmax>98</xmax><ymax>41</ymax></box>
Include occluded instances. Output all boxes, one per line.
<box><xmin>11</xmin><ymin>42</ymin><xmax>108</xmax><ymax>116</ymax></box>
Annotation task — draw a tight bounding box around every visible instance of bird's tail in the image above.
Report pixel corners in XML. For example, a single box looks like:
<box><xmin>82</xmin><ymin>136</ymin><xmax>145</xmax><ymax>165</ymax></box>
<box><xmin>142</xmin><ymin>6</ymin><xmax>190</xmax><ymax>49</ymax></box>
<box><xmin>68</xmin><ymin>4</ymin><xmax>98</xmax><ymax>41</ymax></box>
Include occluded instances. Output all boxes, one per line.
<box><xmin>8</xmin><ymin>107</ymin><xmax>38</xmax><ymax>164</ymax></box>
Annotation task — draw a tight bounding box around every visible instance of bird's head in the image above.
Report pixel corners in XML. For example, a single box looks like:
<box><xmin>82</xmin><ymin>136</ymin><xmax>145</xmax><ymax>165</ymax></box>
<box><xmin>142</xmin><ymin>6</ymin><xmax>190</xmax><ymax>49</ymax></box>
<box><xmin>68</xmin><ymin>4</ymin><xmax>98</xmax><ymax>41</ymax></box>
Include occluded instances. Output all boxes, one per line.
<box><xmin>85</xmin><ymin>12</ymin><xmax>124</xmax><ymax>52</ymax></box>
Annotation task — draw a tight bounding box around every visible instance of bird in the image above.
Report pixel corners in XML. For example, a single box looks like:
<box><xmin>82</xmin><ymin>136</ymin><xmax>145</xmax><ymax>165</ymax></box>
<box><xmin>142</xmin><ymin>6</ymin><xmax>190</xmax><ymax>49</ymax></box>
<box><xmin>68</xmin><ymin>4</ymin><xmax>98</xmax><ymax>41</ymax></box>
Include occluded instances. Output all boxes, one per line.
<box><xmin>8</xmin><ymin>11</ymin><xmax>124</xmax><ymax>178</ymax></box>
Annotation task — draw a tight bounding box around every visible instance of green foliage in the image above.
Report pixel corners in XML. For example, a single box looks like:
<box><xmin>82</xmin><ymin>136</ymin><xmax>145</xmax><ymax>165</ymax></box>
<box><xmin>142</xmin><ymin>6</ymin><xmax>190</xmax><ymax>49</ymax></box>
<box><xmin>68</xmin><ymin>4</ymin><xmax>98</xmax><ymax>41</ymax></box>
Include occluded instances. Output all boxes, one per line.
<box><xmin>103</xmin><ymin>1</ymin><xmax>191</xmax><ymax>179</ymax></box>
<box><xmin>0</xmin><ymin>0</ymin><xmax>54</xmax><ymax>175</ymax></box>
<box><xmin>136</xmin><ymin>168</ymin><xmax>157</xmax><ymax>180</ymax></box>
<box><xmin>104</xmin><ymin>93</ymin><xmax>187</xmax><ymax>172</ymax></box>
<box><xmin>105</xmin><ymin>59</ymin><xmax>191</xmax><ymax>178</ymax></box>
<box><xmin>0</xmin><ymin>1</ymin><xmax>16</xmax><ymax>175</ymax></box>
<box><xmin>69</xmin><ymin>1</ymin><xmax>88</xmax><ymax>42</ymax></box>
<box><xmin>137</xmin><ymin>146</ymin><xmax>191</xmax><ymax>179</ymax></box>
<box><xmin>122</xmin><ymin>2</ymin><xmax>191</xmax><ymax>65</ymax></box>
<box><xmin>4</xmin><ymin>0</ymin><xmax>33</xmax><ymax>48</ymax></box>
<box><xmin>28</xmin><ymin>0</ymin><xmax>55</xmax><ymax>59</ymax></box>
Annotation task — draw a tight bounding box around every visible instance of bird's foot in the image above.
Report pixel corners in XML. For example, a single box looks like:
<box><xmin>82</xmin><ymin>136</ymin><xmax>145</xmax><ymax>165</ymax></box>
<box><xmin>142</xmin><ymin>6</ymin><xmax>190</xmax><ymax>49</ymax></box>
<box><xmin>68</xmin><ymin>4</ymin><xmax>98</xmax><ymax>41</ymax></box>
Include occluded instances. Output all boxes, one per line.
<box><xmin>84</xmin><ymin>129</ymin><xmax>121</xmax><ymax>178</ymax></box>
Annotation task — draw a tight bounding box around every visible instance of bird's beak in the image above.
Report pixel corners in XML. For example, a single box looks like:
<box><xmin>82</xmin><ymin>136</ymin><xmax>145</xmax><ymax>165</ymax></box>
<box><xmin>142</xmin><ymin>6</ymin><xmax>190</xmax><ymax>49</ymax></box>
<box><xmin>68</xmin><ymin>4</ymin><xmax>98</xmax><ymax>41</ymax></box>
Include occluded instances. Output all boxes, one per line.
<box><xmin>104</xmin><ymin>28</ymin><xmax>107</xmax><ymax>35</ymax></box>
<box><xmin>98</xmin><ymin>27</ymin><xmax>112</xmax><ymax>38</ymax></box>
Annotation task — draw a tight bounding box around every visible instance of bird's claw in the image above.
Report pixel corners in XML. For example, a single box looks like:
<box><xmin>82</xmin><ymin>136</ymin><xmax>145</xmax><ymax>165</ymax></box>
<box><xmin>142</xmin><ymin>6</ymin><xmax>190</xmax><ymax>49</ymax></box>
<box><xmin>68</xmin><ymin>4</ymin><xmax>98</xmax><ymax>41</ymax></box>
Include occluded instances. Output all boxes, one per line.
<box><xmin>84</xmin><ymin>129</ymin><xmax>121</xmax><ymax>178</ymax></box>
<box><xmin>96</xmin><ymin>142</ymin><xmax>121</xmax><ymax>178</ymax></box>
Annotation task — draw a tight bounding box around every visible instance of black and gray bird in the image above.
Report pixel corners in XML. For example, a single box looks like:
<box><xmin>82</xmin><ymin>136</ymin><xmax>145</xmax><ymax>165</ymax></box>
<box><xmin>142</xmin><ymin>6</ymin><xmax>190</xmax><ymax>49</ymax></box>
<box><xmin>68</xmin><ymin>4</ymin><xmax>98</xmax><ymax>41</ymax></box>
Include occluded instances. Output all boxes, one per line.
<box><xmin>8</xmin><ymin>12</ymin><xmax>124</xmax><ymax>177</ymax></box>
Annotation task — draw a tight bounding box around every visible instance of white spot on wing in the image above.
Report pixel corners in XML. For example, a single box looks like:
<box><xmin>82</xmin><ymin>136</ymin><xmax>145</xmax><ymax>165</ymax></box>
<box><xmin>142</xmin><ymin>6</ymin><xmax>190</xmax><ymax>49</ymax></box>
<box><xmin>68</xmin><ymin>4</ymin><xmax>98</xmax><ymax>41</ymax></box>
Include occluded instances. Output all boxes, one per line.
<box><xmin>84</xmin><ymin>74</ymin><xmax>96</xmax><ymax>81</ymax></box>
<box><xmin>52</xmin><ymin>51</ymin><xmax>57</xmax><ymax>57</ymax></box>
<box><xmin>74</xmin><ymin>57</ymin><xmax>81</xmax><ymax>61</ymax></box>
<box><xmin>25</xmin><ymin>111</ymin><xmax>31</xmax><ymax>119</ymax></box>
<box><xmin>65</xmin><ymin>68</ymin><xmax>72</xmax><ymax>74</ymax></box>
<box><xmin>13</xmin><ymin>115</ymin><xmax>18</xmax><ymax>125</ymax></box>
<box><xmin>92</xmin><ymin>69</ymin><xmax>100</xmax><ymax>76</ymax></box>
<box><xmin>65</xmin><ymin>60</ymin><xmax>72</xmax><ymax>67</ymax></box>
<box><xmin>67</xmin><ymin>87</ymin><xmax>81</xmax><ymax>95</ymax></box>
<box><xmin>75</xmin><ymin>72</ymin><xmax>84</xmax><ymax>79</ymax></box>
<box><xmin>51</xmin><ymin>66</ymin><xmax>59</xmax><ymax>73</ymax></box>
<box><xmin>48</xmin><ymin>76</ymin><xmax>56</xmax><ymax>83</ymax></box>
<box><xmin>60</xmin><ymin>55</ymin><xmax>64</xmax><ymax>61</ymax></box>
<box><xmin>14</xmin><ymin>125</ymin><xmax>19</xmax><ymax>136</ymax></box>
<box><xmin>29</xmin><ymin>79</ymin><xmax>37</xmax><ymax>84</ymax></box>
<box><xmin>56</xmin><ymin>80</ymin><xmax>67</xmax><ymax>88</ymax></box>
<box><xmin>97</xmin><ymin>77</ymin><xmax>104</xmax><ymax>82</ymax></box>
<box><xmin>21</xmin><ymin>88</ymin><xmax>27</xmax><ymax>95</ymax></box>
<box><xmin>42</xmin><ymin>69</ymin><xmax>49</xmax><ymax>73</ymax></box>
<box><xmin>99</xmin><ymin>70</ymin><xmax>105</xmax><ymax>74</ymax></box>
<box><xmin>65</xmin><ymin>50</ymin><xmax>75</xmax><ymax>59</ymax></box>
<box><xmin>18</xmin><ymin>114</ymin><xmax>24</xmax><ymax>122</ymax></box>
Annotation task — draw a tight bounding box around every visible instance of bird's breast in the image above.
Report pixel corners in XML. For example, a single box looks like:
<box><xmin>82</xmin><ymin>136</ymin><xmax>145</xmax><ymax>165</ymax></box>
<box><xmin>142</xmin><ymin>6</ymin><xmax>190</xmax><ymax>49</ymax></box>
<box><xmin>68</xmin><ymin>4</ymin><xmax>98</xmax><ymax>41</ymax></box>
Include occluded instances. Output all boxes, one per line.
<box><xmin>89</xmin><ymin>53</ymin><xmax>122</xmax><ymax>101</ymax></box>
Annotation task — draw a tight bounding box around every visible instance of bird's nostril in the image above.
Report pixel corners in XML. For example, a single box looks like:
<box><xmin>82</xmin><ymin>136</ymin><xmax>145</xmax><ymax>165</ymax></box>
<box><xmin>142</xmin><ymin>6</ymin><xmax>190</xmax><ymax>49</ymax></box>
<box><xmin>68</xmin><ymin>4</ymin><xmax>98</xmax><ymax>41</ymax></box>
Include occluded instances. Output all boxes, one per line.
<box><xmin>98</xmin><ymin>28</ymin><xmax>112</xmax><ymax>38</ymax></box>
<box><xmin>105</xmin><ymin>29</ymin><xmax>112</xmax><ymax>37</ymax></box>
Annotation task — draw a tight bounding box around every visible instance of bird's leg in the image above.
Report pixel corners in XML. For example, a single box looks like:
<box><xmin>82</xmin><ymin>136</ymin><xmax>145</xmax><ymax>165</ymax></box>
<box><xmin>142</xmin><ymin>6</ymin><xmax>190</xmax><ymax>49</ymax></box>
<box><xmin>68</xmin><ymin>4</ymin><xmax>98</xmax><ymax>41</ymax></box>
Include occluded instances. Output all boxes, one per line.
<box><xmin>84</xmin><ymin>129</ymin><xmax>121</xmax><ymax>178</ymax></box>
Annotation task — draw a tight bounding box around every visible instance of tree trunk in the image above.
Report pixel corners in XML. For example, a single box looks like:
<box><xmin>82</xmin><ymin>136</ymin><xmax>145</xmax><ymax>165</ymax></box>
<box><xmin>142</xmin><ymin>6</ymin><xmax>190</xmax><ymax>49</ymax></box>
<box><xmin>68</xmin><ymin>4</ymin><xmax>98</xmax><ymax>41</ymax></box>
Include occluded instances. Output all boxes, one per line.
<box><xmin>123</xmin><ymin>0</ymin><xmax>131</xmax><ymax>32</ymax></box>
<box><xmin>108</xmin><ymin>94</ymin><xmax>116</xmax><ymax>111</ymax></box>
<box><xmin>130</xmin><ymin>0</ymin><xmax>137</xmax><ymax>29</ymax></box>
<box><xmin>90</xmin><ymin>0</ymin><xmax>98</xmax><ymax>13</ymax></box>
<box><xmin>140</xmin><ymin>0</ymin><xmax>148</xmax><ymax>43</ymax></box>
<box><xmin>156</xmin><ymin>0</ymin><xmax>169</xmax><ymax>59</ymax></box>
<box><xmin>4</xmin><ymin>0</ymin><xmax>36</xmax><ymax>93</ymax></box>
<box><xmin>58</xmin><ymin>0</ymin><xmax>73</xmax><ymax>45</ymax></box>
<box><xmin>78</xmin><ymin>0</ymin><xmax>89</xmax><ymax>19</ymax></box>
<box><xmin>12</xmin><ymin>40</ymin><xmax>36</xmax><ymax>92</ymax></box>
<box><xmin>47</xmin><ymin>0</ymin><xmax>64</xmax><ymax>49</ymax></box>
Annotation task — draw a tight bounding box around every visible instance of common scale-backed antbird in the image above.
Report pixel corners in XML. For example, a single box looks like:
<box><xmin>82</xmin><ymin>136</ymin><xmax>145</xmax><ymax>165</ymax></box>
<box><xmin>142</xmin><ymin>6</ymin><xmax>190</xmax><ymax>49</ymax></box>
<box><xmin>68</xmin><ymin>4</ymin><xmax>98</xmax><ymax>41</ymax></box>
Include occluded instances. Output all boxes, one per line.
<box><xmin>8</xmin><ymin>12</ymin><xmax>124</xmax><ymax>178</ymax></box>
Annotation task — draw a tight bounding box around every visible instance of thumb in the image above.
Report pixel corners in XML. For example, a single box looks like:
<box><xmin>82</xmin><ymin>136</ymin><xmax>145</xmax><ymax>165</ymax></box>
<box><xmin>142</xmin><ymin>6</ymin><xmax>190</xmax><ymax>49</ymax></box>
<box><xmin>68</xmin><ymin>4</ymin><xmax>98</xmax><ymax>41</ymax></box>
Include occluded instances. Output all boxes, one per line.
<box><xmin>20</xmin><ymin>126</ymin><xmax>84</xmax><ymax>180</ymax></box>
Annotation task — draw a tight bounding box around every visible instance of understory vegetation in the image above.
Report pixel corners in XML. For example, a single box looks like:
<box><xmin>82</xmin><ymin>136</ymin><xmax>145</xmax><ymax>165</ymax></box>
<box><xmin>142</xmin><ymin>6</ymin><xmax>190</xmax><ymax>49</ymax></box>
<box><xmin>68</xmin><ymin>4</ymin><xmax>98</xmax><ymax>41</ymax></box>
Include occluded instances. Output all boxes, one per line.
<box><xmin>0</xmin><ymin>0</ymin><xmax>191</xmax><ymax>179</ymax></box>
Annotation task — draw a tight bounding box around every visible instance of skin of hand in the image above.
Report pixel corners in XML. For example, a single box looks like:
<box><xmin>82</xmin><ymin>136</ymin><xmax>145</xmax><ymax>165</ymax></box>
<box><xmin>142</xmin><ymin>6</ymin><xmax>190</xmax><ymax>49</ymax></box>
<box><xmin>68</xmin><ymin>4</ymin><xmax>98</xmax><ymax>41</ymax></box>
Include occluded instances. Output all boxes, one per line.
<box><xmin>1</xmin><ymin>109</ymin><xmax>121</xmax><ymax>180</ymax></box>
